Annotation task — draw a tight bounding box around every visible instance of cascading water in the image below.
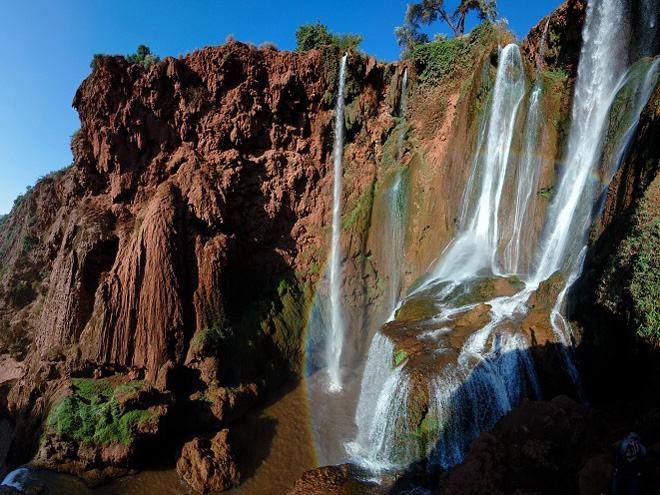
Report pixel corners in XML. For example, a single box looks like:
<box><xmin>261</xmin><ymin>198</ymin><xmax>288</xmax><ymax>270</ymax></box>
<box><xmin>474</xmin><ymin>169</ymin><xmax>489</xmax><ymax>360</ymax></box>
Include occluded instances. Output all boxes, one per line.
<box><xmin>421</xmin><ymin>44</ymin><xmax>526</xmax><ymax>285</ymax></box>
<box><xmin>350</xmin><ymin>0</ymin><xmax>660</xmax><ymax>473</ymax></box>
<box><xmin>350</xmin><ymin>44</ymin><xmax>538</xmax><ymax>471</ymax></box>
<box><xmin>547</xmin><ymin>53</ymin><xmax>660</xmax><ymax>400</ymax></box>
<box><xmin>396</xmin><ymin>69</ymin><xmax>409</xmax><ymax>162</ymax></box>
<box><xmin>326</xmin><ymin>53</ymin><xmax>349</xmax><ymax>393</ymax></box>
<box><xmin>530</xmin><ymin>0</ymin><xmax>629</xmax><ymax>286</ymax></box>
<box><xmin>502</xmin><ymin>21</ymin><xmax>548</xmax><ymax>274</ymax></box>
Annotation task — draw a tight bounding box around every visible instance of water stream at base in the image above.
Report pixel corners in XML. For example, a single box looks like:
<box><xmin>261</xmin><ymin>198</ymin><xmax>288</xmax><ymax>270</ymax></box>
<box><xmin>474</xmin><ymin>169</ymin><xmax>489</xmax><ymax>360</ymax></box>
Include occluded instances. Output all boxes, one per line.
<box><xmin>0</xmin><ymin>382</ymin><xmax>316</xmax><ymax>495</ymax></box>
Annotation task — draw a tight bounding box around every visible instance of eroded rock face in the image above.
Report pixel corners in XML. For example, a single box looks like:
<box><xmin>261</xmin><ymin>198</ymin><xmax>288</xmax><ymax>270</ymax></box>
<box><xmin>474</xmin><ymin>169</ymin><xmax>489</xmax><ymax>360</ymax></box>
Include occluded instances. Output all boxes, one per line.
<box><xmin>0</xmin><ymin>42</ymin><xmax>404</xmax><ymax>473</ymax></box>
<box><xmin>521</xmin><ymin>0</ymin><xmax>586</xmax><ymax>75</ymax></box>
<box><xmin>176</xmin><ymin>429</ymin><xmax>240</xmax><ymax>493</ymax></box>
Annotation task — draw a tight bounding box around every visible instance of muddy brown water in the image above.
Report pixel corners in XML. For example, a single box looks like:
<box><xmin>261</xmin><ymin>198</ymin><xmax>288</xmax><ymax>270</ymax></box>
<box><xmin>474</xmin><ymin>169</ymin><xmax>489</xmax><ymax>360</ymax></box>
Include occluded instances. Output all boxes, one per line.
<box><xmin>2</xmin><ymin>381</ymin><xmax>318</xmax><ymax>495</ymax></box>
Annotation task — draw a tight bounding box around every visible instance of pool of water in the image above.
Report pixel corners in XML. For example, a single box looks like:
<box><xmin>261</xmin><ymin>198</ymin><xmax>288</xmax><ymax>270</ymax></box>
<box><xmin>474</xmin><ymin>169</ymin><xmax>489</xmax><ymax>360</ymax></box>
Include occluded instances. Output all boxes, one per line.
<box><xmin>1</xmin><ymin>381</ymin><xmax>318</xmax><ymax>495</ymax></box>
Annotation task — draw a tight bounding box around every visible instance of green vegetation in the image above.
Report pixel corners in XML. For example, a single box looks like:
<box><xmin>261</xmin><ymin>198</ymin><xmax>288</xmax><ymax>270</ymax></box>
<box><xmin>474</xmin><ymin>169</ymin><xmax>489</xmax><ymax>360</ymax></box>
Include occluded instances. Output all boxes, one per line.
<box><xmin>295</xmin><ymin>20</ymin><xmax>363</xmax><ymax>52</ymax></box>
<box><xmin>90</xmin><ymin>44</ymin><xmax>160</xmax><ymax>71</ymax></box>
<box><xmin>410</xmin><ymin>21</ymin><xmax>501</xmax><ymax>84</ymax></box>
<box><xmin>396</xmin><ymin>297</ymin><xmax>437</xmax><ymax>321</ymax></box>
<box><xmin>8</xmin><ymin>281</ymin><xmax>34</xmax><ymax>308</ymax></box>
<box><xmin>90</xmin><ymin>53</ymin><xmax>105</xmax><ymax>70</ymax></box>
<box><xmin>629</xmin><ymin>216</ymin><xmax>660</xmax><ymax>340</ymax></box>
<box><xmin>538</xmin><ymin>186</ymin><xmax>554</xmax><ymax>200</ymax></box>
<box><xmin>46</xmin><ymin>378</ymin><xmax>157</xmax><ymax>446</ymax></box>
<box><xmin>412</xmin><ymin>410</ymin><xmax>441</xmax><ymax>453</ymax></box>
<box><xmin>259</xmin><ymin>41</ymin><xmax>278</xmax><ymax>51</ymax></box>
<box><xmin>22</xmin><ymin>235</ymin><xmax>38</xmax><ymax>252</ymax></box>
<box><xmin>191</xmin><ymin>324</ymin><xmax>234</xmax><ymax>354</ymax></box>
<box><xmin>542</xmin><ymin>67</ymin><xmax>570</xmax><ymax>85</ymax></box>
<box><xmin>396</xmin><ymin>0</ymin><xmax>498</xmax><ymax>59</ymax></box>
<box><xmin>70</xmin><ymin>129</ymin><xmax>84</xmax><ymax>149</ymax></box>
<box><xmin>260</xmin><ymin>275</ymin><xmax>312</xmax><ymax>375</ymax></box>
<box><xmin>126</xmin><ymin>44</ymin><xmax>160</xmax><ymax>69</ymax></box>
<box><xmin>0</xmin><ymin>319</ymin><xmax>30</xmax><ymax>360</ymax></box>
<box><xmin>394</xmin><ymin>348</ymin><xmax>409</xmax><ymax>366</ymax></box>
<box><xmin>342</xmin><ymin>182</ymin><xmax>375</xmax><ymax>232</ymax></box>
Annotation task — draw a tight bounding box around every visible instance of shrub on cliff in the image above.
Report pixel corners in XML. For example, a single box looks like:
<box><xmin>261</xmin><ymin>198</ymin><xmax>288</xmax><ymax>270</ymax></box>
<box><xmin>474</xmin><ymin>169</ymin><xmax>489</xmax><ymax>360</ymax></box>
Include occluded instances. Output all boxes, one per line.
<box><xmin>126</xmin><ymin>44</ymin><xmax>160</xmax><ymax>69</ymax></box>
<box><xmin>295</xmin><ymin>20</ymin><xmax>363</xmax><ymax>52</ymax></box>
<box><xmin>91</xmin><ymin>45</ymin><xmax>160</xmax><ymax>71</ymax></box>
<box><xmin>90</xmin><ymin>53</ymin><xmax>105</xmax><ymax>70</ymax></box>
<box><xmin>411</xmin><ymin>20</ymin><xmax>500</xmax><ymax>84</ymax></box>
<box><xmin>259</xmin><ymin>41</ymin><xmax>278</xmax><ymax>51</ymax></box>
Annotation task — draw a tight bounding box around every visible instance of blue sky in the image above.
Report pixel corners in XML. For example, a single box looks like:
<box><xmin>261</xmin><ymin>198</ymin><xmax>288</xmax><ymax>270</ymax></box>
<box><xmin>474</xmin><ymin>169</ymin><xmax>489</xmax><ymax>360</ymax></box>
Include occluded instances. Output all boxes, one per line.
<box><xmin>0</xmin><ymin>0</ymin><xmax>561</xmax><ymax>215</ymax></box>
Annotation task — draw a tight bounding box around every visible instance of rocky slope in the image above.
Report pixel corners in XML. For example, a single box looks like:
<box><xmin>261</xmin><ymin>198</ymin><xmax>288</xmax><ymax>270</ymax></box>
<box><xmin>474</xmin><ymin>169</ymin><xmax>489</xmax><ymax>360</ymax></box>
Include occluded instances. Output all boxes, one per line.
<box><xmin>0</xmin><ymin>42</ymin><xmax>405</xmax><ymax>487</ymax></box>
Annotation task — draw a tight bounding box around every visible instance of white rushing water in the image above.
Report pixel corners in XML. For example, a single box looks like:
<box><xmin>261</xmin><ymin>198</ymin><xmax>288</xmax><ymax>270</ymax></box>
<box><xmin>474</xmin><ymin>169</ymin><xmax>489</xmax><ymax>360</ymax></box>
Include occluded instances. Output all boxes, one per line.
<box><xmin>396</xmin><ymin>69</ymin><xmax>409</xmax><ymax>162</ymax></box>
<box><xmin>502</xmin><ymin>21</ymin><xmax>549</xmax><ymax>274</ymax></box>
<box><xmin>418</xmin><ymin>44</ymin><xmax>526</xmax><ymax>287</ymax></box>
<box><xmin>1</xmin><ymin>468</ymin><xmax>28</xmax><ymax>489</ymax></box>
<box><xmin>351</xmin><ymin>44</ymin><xmax>533</xmax><ymax>471</ymax></box>
<box><xmin>350</xmin><ymin>0</ymin><xmax>660</xmax><ymax>473</ymax></box>
<box><xmin>530</xmin><ymin>0</ymin><xmax>629</xmax><ymax>286</ymax></box>
<box><xmin>326</xmin><ymin>53</ymin><xmax>349</xmax><ymax>393</ymax></box>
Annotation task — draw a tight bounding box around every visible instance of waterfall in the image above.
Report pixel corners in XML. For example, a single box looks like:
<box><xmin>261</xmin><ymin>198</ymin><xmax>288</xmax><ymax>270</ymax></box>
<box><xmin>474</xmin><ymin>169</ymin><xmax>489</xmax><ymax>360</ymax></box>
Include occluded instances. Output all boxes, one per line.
<box><xmin>531</xmin><ymin>0</ymin><xmax>629</xmax><ymax>286</ymax></box>
<box><xmin>396</xmin><ymin>69</ymin><xmax>409</xmax><ymax>162</ymax></box>
<box><xmin>386</xmin><ymin>69</ymin><xmax>409</xmax><ymax>312</ymax></box>
<box><xmin>423</xmin><ymin>44</ymin><xmax>526</xmax><ymax>285</ymax></box>
<box><xmin>351</xmin><ymin>45</ymin><xmax>534</xmax><ymax>471</ymax></box>
<box><xmin>326</xmin><ymin>53</ymin><xmax>349</xmax><ymax>393</ymax></box>
<box><xmin>347</xmin><ymin>0</ymin><xmax>660</xmax><ymax>476</ymax></box>
<box><xmin>502</xmin><ymin>21</ymin><xmax>549</xmax><ymax>274</ymax></box>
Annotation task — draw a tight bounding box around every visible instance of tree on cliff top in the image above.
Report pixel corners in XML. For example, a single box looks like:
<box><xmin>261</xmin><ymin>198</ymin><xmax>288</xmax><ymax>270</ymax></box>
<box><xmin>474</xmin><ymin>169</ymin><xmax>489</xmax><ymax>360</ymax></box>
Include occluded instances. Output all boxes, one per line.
<box><xmin>396</xmin><ymin>0</ymin><xmax>498</xmax><ymax>58</ymax></box>
<box><xmin>90</xmin><ymin>44</ymin><xmax>160</xmax><ymax>71</ymax></box>
<box><xmin>295</xmin><ymin>20</ymin><xmax>363</xmax><ymax>52</ymax></box>
<box><xmin>126</xmin><ymin>44</ymin><xmax>160</xmax><ymax>69</ymax></box>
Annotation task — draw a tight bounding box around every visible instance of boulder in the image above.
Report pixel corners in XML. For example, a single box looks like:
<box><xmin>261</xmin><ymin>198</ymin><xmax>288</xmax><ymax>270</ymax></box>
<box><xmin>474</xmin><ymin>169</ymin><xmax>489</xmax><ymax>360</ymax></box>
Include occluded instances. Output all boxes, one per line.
<box><xmin>177</xmin><ymin>429</ymin><xmax>240</xmax><ymax>493</ymax></box>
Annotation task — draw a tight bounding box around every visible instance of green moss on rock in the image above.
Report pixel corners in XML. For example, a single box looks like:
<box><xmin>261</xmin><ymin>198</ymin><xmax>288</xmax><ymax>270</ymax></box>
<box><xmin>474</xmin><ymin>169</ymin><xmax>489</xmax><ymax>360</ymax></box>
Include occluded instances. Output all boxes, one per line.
<box><xmin>395</xmin><ymin>297</ymin><xmax>437</xmax><ymax>322</ymax></box>
<box><xmin>46</xmin><ymin>378</ymin><xmax>159</xmax><ymax>447</ymax></box>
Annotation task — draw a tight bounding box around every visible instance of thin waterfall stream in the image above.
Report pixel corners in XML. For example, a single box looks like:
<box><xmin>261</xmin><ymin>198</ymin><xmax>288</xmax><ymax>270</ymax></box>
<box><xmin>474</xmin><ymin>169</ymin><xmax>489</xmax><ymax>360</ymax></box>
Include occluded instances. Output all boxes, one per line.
<box><xmin>327</xmin><ymin>53</ymin><xmax>349</xmax><ymax>393</ymax></box>
<box><xmin>386</xmin><ymin>68</ymin><xmax>409</xmax><ymax>313</ymax></box>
